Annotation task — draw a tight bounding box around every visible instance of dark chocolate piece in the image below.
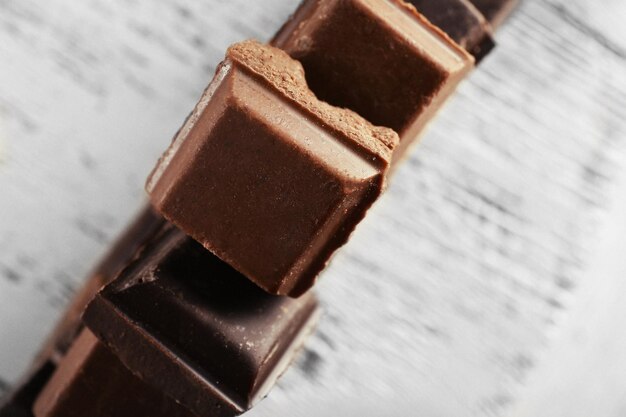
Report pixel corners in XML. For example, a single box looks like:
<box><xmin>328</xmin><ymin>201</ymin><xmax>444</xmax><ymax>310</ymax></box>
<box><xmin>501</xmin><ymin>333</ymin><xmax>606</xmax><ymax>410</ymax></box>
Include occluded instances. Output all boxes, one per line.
<box><xmin>272</xmin><ymin>0</ymin><xmax>474</xmax><ymax>162</ymax></box>
<box><xmin>406</xmin><ymin>0</ymin><xmax>495</xmax><ymax>62</ymax></box>
<box><xmin>469</xmin><ymin>0</ymin><xmax>519</xmax><ymax>29</ymax></box>
<box><xmin>147</xmin><ymin>40</ymin><xmax>398</xmax><ymax>296</ymax></box>
<box><xmin>83</xmin><ymin>227</ymin><xmax>320</xmax><ymax>417</ymax></box>
<box><xmin>33</xmin><ymin>330</ymin><xmax>194</xmax><ymax>417</ymax></box>
<box><xmin>1</xmin><ymin>205</ymin><xmax>165</xmax><ymax>417</ymax></box>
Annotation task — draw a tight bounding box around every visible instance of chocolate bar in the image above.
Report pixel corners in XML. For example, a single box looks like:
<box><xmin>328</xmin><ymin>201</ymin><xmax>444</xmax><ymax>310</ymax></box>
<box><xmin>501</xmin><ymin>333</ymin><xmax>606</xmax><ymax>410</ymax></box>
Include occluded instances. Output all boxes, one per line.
<box><xmin>272</xmin><ymin>0</ymin><xmax>474</xmax><ymax>161</ymax></box>
<box><xmin>1</xmin><ymin>205</ymin><xmax>165</xmax><ymax>417</ymax></box>
<box><xmin>469</xmin><ymin>0</ymin><xmax>520</xmax><ymax>29</ymax></box>
<box><xmin>33</xmin><ymin>330</ymin><xmax>193</xmax><ymax>417</ymax></box>
<box><xmin>146</xmin><ymin>40</ymin><xmax>398</xmax><ymax>296</ymax></box>
<box><xmin>406</xmin><ymin>0</ymin><xmax>495</xmax><ymax>62</ymax></box>
<box><xmin>83</xmin><ymin>226</ymin><xmax>320</xmax><ymax>417</ymax></box>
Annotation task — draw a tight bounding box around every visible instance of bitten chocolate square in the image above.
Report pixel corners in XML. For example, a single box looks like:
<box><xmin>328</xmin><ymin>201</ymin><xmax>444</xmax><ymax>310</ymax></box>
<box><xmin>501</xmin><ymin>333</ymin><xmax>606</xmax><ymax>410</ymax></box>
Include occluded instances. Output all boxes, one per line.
<box><xmin>147</xmin><ymin>40</ymin><xmax>398</xmax><ymax>296</ymax></box>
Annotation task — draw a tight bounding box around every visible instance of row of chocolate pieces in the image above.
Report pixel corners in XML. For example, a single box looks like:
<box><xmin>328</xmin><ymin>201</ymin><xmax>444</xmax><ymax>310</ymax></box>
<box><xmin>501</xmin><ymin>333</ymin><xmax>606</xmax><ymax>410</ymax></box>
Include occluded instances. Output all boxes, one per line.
<box><xmin>0</xmin><ymin>0</ymin><xmax>519</xmax><ymax>415</ymax></box>
<box><xmin>41</xmin><ymin>224</ymin><xmax>320</xmax><ymax>417</ymax></box>
<box><xmin>148</xmin><ymin>0</ymin><xmax>479</xmax><ymax>298</ymax></box>
<box><xmin>146</xmin><ymin>0</ymin><xmax>516</xmax><ymax>298</ymax></box>
<box><xmin>1</xmin><ymin>207</ymin><xmax>320</xmax><ymax>417</ymax></box>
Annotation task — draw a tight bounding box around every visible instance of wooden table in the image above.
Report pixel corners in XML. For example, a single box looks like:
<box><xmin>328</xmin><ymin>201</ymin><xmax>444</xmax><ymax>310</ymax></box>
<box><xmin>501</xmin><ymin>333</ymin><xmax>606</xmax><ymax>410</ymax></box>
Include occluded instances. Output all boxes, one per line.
<box><xmin>1</xmin><ymin>0</ymin><xmax>626</xmax><ymax>415</ymax></box>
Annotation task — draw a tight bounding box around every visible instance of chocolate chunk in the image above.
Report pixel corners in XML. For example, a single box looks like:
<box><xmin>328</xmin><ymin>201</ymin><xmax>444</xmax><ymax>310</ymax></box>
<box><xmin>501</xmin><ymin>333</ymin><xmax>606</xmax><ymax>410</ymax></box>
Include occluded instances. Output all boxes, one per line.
<box><xmin>272</xmin><ymin>0</ymin><xmax>474</xmax><ymax>162</ymax></box>
<box><xmin>146</xmin><ymin>40</ymin><xmax>397</xmax><ymax>296</ymax></box>
<box><xmin>405</xmin><ymin>0</ymin><xmax>495</xmax><ymax>62</ymax></box>
<box><xmin>83</xmin><ymin>227</ymin><xmax>320</xmax><ymax>417</ymax></box>
<box><xmin>33</xmin><ymin>330</ymin><xmax>194</xmax><ymax>417</ymax></box>
<box><xmin>469</xmin><ymin>0</ymin><xmax>520</xmax><ymax>29</ymax></box>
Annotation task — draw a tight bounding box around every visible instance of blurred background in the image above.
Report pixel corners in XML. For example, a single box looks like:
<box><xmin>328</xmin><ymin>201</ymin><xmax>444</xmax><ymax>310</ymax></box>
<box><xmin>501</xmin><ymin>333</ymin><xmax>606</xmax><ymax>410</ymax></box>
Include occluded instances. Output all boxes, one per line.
<box><xmin>1</xmin><ymin>0</ymin><xmax>626</xmax><ymax>416</ymax></box>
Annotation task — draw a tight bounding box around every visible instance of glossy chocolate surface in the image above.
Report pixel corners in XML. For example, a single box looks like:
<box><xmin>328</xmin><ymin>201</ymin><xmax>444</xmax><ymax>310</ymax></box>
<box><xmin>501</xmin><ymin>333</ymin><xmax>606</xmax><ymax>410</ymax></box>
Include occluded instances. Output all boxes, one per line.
<box><xmin>406</xmin><ymin>0</ymin><xmax>495</xmax><ymax>62</ymax></box>
<box><xmin>84</xmin><ymin>227</ymin><xmax>320</xmax><ymax>417</ymax></box>
<box><xmin>273</xmin><ymin>0</ymin><xmax>474</xmax><ymax>161</ymax></box>
<box><xmin>147</xmin><ymin>40</ymin><xmax>397</xmax><ymax>296</ymax></box>
<box><xmin>33</xmin><ymin>330</ymin><xmax>194</xmax><ymax>417</ymax></box>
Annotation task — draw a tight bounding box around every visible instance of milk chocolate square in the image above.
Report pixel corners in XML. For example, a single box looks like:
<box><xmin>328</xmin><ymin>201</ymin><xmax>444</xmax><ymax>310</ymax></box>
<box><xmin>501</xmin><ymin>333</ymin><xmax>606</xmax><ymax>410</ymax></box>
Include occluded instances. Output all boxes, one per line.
<box><xmin>273</xmin><ymin>0</ymin><xmax>474</xmax><ymax>161</ymax></box>
<box><xmin>147</xmin><ymin>40</ymin><xmax>397</xmax><ymax>296</ymax></box>
<box><xmin>83</xmin><ymin>227</ymin><xmax>321</xmax><ymax>417</ymax></box>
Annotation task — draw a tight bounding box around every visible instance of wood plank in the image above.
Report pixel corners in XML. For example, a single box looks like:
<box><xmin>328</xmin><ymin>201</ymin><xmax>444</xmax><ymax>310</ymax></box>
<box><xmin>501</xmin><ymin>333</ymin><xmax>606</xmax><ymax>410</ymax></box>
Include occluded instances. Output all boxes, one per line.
<box><xmin>511</xmin><ymin>179</ymin><xmax>626</xmax><ymax>417</ymax></box>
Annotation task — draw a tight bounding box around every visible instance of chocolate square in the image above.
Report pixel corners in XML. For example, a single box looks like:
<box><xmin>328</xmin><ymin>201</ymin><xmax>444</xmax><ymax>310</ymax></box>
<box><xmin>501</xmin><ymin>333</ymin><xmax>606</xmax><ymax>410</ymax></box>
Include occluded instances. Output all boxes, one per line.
<box><xmin>147</xmin><ymin>41</ymin><xmax>397</xmax><ymax>296</ymax></box>
<box><xmin>83</xmin><ymin>227</ymin><xmax>320</xmax><ymax>416</ymax></box>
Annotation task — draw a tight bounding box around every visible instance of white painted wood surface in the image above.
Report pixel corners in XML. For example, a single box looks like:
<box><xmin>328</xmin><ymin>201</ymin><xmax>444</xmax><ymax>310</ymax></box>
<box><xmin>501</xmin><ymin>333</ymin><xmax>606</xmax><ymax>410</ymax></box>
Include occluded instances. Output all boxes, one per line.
<box><xmin>1</xmin><ymin>0</ymin><xmax>626</xmax><ymax>415</ymax></box>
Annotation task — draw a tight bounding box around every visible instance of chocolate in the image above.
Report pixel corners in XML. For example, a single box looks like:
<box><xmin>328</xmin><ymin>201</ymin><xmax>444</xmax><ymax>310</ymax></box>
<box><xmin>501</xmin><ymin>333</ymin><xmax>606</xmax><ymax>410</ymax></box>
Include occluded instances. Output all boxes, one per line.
<box><xmin>33</xmin><ymin>330</ymin><xmax>194</xmax><ymax>417</ymax></box>
<box><xmin>1</xmin><ymin>205</ymin><xmax>165</xmax><ymax>417</ymax></box>
<box><xmin>83</xmin><ymin>226</ymin><xmax>320</xmax><ymax>417</ymax></box>
<box><xmin>147</xmin><ymin>40</ymin><xmax>397</xmax><ymax>296</ymax></box>
<box><xmin>272</xmin><ymin>0</ymin><xmax>474</xmax><ymax>162</ymax></box>
<box><xmin>405</xmin><ymin>0</ymin><xmax>495</xmax><ymax>62</ymax></box>
<box><xmin>469</xmin><ymin>0</ymin><xmax>519</xmax><ymax>29</ymax></box>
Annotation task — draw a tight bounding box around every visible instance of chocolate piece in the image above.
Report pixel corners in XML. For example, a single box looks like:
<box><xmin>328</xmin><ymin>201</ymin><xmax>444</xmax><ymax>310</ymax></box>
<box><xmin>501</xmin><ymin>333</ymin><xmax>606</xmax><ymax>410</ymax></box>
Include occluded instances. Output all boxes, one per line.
<box><xmin>405</xmin><ymin>0</ymin><xmax>495</xmax><ymax>62</ymax></box>
<box><xmin>272</xmin><ymin>0</ymin><xmax>474</xmax><ymax>162</ymax></box>
<box><xmin>83</xmin><ymin>227</ymin><xmax>320</xmax><ymax>417</ymax></box>
<box><xmin>33</xmin><ymin>330</ymin><xmax>194</xmax><ymax>417</ymax></box>
<box><xmin>469</xmin><ymin>0</ymin><xmax>519</xmax><ymax>29</ymax></box>
<box><xmin>1</xmin><ymin>205</ymin><xmax>166</xmax><ymax>417</ymax></box>
<box><xmin>147</xmin><ymin>40</ymin><xmax>397</xmax><ymax>296</ymax></box>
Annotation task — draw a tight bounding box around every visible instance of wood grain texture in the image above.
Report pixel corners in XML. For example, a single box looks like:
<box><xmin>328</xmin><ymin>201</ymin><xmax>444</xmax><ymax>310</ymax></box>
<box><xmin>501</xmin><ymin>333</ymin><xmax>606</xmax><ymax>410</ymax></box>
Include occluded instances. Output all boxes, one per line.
<box><xmin>511</xmin><ymin>179</ymin><xmax>626</xmax><ymax>417</ymax></box>
<box><xmin>1</xmin><ymin>0</ymin><xmax>626</xmax><ymax>416</ymax></box>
